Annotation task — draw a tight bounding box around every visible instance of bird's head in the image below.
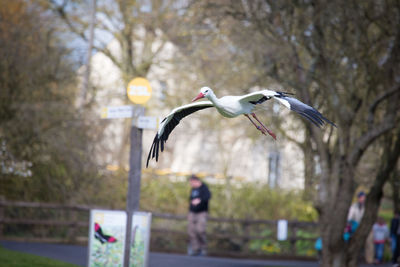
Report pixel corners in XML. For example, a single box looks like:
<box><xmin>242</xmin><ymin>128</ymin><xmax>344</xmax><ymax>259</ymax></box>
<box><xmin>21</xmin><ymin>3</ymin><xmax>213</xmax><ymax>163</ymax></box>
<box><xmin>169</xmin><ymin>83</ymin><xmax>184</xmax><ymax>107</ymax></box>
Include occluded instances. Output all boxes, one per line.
<box><xmin>192</xmin><ymin>87</ymin><xmax>213</xmax><ymax>102</ymax></box>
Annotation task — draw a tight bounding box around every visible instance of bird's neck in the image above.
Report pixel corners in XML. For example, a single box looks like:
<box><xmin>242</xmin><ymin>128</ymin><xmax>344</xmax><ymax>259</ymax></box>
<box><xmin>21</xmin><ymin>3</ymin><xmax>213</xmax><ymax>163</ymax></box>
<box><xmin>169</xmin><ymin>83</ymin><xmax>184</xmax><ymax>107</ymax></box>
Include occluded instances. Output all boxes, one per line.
<box><xmin>207</xmin><ymin>92</ymin><xmax>219</xmax><ymax>105</ymax></box>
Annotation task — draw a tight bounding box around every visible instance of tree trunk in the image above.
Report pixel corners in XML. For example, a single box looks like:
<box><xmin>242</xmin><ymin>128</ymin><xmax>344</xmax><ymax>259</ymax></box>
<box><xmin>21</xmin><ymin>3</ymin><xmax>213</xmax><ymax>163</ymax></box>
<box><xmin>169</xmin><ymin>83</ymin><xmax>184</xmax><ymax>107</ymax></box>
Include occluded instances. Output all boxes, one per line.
<box><xmin>320</xmin><ymin>223</ymin><xmax>348</xmax><ymax>267</ymax></box>
<box><xmin>390</xmin><ymin>171</ymin><xmax>400</xmax><ymax>214</ymax></box>
<box><xmin>320</xmin><ymin>126</ymin><xmax>400</xmax><ymax>267</ymax></box>
<box><xmin>323</xmin><ymin>247</ymin><xmax>348</xmax><ymax>267</ymax></box>
<box><xmin>303</xmin><ymin>131</ymin><xmax>316</xmax><ymax>201</ymax></box>
<box><xmin>319</xmin><ymin>160</ymin><xmax>355</xmax><ymax>267</ymax></box>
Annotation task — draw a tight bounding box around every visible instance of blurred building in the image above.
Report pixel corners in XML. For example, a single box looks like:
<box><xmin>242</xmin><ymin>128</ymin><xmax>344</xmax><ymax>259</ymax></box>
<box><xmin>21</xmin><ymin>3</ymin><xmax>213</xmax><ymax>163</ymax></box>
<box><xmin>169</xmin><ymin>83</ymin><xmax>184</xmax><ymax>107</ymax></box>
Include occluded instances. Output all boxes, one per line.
<box><xmin>82</xmin><ymin>28</ymin><xmax>305</xmax><ymax>189</ymax></box>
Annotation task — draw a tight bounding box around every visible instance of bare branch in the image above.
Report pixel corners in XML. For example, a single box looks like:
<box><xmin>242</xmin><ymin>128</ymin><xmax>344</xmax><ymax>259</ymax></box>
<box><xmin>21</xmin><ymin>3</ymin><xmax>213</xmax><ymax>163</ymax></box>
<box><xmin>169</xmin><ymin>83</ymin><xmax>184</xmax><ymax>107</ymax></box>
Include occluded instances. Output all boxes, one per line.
<box><xmin>348</xmin><ymin>116</ymin><xmax>396</xmax><ymax>166</ymax></box>
<box><xmin>367</xmin><ymin>84</ymin><xmax>400</xmax><ymax>127</ymax></box>
<box><xmin>93</xmin><ymin>44</ymin><xmax>122</xmax><ymax>70</ymax></box>
<box><xmin>51</xmin><ymin>2</ymin><xmax>88</xmax><ymax>42</ymax></box>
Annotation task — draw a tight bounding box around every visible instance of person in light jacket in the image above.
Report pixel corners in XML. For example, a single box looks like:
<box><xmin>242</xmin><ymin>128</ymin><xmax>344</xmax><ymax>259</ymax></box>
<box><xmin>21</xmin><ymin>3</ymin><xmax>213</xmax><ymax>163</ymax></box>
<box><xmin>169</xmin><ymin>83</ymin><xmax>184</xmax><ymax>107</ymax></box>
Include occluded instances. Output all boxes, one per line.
<box><xmin>372</xmin><ymin>217</ymin><xmax>389</xmax><ymax>264</ymax></box>
<box><xmin>347</xmin><ymin>191</ymin><xmax>374</xmax><ymax>264</ymax></box>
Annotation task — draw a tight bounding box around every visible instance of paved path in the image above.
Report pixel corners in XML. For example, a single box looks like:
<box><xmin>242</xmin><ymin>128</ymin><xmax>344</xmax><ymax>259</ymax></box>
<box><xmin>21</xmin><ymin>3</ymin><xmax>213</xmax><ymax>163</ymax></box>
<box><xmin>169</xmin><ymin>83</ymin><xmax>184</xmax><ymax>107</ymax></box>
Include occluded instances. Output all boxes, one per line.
<box><xmin>0</xmin><ymin>240</ymin><xmax>392</xmax><ymax>267</ymax></box>
<box><xmin>0</xmin><ymin>240</ymin><xmax>316</xmax><ymax>267</ymax></box>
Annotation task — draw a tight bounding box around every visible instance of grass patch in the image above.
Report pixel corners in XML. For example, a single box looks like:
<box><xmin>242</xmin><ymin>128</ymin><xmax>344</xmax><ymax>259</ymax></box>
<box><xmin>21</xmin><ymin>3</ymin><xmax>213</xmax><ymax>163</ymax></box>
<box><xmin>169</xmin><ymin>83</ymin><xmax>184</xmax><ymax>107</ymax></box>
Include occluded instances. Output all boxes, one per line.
<box><xmin>0</xmin><ymin>246</ymin><xmax>79</xmax><ymax>267</ymax></box>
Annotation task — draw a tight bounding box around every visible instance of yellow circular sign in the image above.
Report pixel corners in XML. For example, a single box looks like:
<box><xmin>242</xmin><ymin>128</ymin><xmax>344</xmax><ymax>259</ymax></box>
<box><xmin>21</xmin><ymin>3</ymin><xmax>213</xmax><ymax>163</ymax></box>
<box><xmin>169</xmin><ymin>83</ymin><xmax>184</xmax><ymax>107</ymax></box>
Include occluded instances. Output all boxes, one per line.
<box><xmin>127</xmin><ymin>77</ymin><xmax>152</xmax><ymax>105</ymax></box>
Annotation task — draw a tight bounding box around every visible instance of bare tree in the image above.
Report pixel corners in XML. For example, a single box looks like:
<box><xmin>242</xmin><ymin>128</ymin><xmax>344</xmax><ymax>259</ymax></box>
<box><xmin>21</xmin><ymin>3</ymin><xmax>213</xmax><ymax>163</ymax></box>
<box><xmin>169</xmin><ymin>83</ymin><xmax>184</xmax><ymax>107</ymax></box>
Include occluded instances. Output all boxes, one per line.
<box><xmin>196</xmin><ymin>0</ymin><xmax>400</xmax><ymax>266</ymax></box>
<box><xmin>47</xmin><ymin>0</ymin><xmax>187</xmax><ymax>166</ymax></box>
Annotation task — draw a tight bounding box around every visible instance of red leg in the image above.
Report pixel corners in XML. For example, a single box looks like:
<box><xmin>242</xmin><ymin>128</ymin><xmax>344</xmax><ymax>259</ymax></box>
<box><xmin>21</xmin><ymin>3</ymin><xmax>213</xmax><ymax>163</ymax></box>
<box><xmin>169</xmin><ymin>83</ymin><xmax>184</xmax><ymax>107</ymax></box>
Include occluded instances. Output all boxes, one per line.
<box><xmin>251</xmin><ymin>113</ymin><xmax>276</xmax><ymax>140</ymax></box>
<box><xmin>245</xmin><ymin>114</ymin><xmax>266</xmax><ymax>135</ymax></box>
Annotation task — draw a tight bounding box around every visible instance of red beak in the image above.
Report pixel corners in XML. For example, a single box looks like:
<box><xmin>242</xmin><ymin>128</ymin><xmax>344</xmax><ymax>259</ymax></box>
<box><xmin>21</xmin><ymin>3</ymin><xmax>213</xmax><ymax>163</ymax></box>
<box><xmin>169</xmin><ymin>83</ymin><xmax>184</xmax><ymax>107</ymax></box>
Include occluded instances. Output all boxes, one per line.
<box><xmin>192</xmin><ymin>93</ymin><xmax>205</xmax><ymax>102</ymax></box>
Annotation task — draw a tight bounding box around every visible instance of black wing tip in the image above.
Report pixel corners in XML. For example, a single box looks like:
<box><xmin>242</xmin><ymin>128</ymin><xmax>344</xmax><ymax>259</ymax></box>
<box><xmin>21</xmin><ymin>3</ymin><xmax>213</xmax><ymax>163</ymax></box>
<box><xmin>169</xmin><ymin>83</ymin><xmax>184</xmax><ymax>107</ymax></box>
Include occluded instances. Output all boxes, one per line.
<box><xmin>285</xmin><ymin>96</ymin><xmax>336</xmax><ymax>128</ymax></box>
<box><xmin>146</xmin><ymin>134</ymin><xmax>160</xmax><ymax>168</ymax></box>
<box><xmin>305</xmin><ymin>110</ymin><xmax>336</xmax><ymax>128</ymax></box>
<box><xmin>323</xmin><ymin>118</ymin><xmax>337</xmax><ymax>128</ymax></box>
<box><xmin>309</xmin><ymin>109</ymin><xmax>336</xmax><ymax>128</ymax></box>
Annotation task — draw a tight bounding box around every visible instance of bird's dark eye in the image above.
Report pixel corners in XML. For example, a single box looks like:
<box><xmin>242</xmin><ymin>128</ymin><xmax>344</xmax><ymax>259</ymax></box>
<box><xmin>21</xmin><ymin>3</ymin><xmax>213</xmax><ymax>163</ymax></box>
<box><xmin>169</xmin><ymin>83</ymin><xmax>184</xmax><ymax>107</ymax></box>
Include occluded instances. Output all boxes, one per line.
<box><xmin>205</xmin><ymin>90</ymin><xmax>208</xmax><ymax>93</ymax></box>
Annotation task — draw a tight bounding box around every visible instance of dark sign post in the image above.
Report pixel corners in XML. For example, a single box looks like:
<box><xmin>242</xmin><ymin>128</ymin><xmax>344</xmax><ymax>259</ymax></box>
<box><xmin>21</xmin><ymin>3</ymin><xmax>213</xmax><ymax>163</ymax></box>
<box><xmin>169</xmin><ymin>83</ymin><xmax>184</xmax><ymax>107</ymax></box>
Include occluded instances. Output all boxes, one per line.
<box><xmin>101</xmin><ymin>77</ymin><xmax>152</xmax><ymax>267</ymax></box>
<box><xmin>123</xmin><ymin>107</ymin><xmax>144</xmax><ymax>267</ymax></box>
<box><xmin>123</xmin><ymin>78</ymin><xmax>151</xmax><ymax>267</ymax></box>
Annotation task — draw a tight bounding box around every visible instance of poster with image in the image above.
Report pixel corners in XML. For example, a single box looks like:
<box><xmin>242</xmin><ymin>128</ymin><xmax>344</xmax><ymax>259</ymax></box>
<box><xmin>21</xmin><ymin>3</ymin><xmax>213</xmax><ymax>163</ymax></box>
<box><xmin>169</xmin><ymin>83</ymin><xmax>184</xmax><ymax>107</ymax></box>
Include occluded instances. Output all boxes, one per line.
<box><xmin>88</xmin><ymin>209</ymin><xmax>127</xmax><ymax>267</ymax></box>
<box><xmin>129</xmin><ymin>212</ymin><xmax>152</xmax><ymax>267</ymax></box>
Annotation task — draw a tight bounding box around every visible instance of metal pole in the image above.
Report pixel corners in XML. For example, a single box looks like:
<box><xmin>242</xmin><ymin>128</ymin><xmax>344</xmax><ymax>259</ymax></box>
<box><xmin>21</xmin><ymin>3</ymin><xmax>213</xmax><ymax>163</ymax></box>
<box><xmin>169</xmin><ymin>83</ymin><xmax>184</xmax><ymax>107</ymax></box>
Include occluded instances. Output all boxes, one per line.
<box><xmin>124</xmin><ymin>107</ymin><xmax>144</xmax><ymax>267</ymax></box>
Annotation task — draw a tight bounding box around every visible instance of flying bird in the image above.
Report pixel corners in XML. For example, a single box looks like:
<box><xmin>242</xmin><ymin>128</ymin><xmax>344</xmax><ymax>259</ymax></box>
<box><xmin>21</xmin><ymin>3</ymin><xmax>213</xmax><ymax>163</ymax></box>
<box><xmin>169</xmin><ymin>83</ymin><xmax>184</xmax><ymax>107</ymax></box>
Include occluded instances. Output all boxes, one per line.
<box><xmin>146</xmin><ymin>87</ymin><xmax>335</xmax><ymax>167</ymax></box>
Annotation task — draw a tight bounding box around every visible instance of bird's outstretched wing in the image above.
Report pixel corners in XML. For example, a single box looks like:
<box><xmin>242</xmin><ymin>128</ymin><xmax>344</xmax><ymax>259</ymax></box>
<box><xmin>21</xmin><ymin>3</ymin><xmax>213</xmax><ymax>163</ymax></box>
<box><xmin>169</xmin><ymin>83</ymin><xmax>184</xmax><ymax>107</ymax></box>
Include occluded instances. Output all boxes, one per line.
<box><xmin>239</xmin><ymin>90</ymin><xmax>336</xmax><ymax>128</ymax></box>
<box><xmin>146</xmin><ymin>101</ymin><xmax>214</xmax><ymax>167</ymax></box>
<box><xmin>238</xmin><ymin>89</ymin><xmax>279</xmax><ymax>105</ymax></box>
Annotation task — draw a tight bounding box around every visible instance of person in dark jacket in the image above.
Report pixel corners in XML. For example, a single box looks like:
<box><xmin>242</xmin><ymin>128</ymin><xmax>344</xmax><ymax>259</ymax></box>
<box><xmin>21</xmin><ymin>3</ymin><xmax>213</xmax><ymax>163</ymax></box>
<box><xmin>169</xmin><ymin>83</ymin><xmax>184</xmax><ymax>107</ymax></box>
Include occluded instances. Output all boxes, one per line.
<box><xmin>392</xmin><ymin>212</ymin><xmax>400</xmax><ymax>266</ymax></box>
<box><xmin>391</xmin><ymin>212</ymin><xmax>399</xmax><ymax>254</ymax></box>
<box><xmin>187</xmin><ymin>175</ymin><xmax>211</xmax><ymax>256</ymax></box>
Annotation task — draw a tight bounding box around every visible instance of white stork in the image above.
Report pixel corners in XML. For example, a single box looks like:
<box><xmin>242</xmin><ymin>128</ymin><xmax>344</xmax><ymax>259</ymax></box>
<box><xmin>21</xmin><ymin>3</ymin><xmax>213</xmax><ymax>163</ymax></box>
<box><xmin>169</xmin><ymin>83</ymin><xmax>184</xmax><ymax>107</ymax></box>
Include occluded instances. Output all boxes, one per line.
<box><xmin>146</xmin><ymin>87</ymin><xmax>335</xmax><ymax>167</ymax></box>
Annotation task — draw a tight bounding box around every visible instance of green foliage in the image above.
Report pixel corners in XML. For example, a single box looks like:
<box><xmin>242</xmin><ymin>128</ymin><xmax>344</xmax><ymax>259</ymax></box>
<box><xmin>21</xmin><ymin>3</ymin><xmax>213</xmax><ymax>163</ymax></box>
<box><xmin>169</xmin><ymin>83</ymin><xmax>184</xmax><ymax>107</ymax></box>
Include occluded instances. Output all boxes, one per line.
<box><xmin>295</xmin><ymin>230</ymin><xmax>319</xmax><ymax>256</ymax></box>
<box><xmin>90</xmin><ymin>240</ymin><xmax>124</xmax><ymax>267</ymax></box>
<box><xmin>140</xmin><ymin>175</ymin><xmax>317</xmax><ymax>221</ymax></box>
<box><xmin>140</xmin><ymin>176</ymin><xmax>190</xmax><ymax>215</ymax></box>
<box><xmin>0</xmin><ymin>245</ymin><xmax>79</xmax><ymax>267</ymax></box>
<box><xmin>248</xmin><ymin>229</ymin><xmax>318</xmax><ymax>256</ymax></box>
<box><xmin>0</xmin><ymin>0</ymin><xmax>102</xmax><ymax>204</ymax></box>
<box><xmin>139</xmin><ymin>174</ymin><xmax>318</xmax><ymax>256</ymax></box>
<box><xmin>130</xmin><ymin>229</ymin><xmax>146</xmax><ymax>267</ymax></box>
<box><xmin>211</xmin><ymin>182</ymin><xmax>317</xmax><ymax>220</ymax></box>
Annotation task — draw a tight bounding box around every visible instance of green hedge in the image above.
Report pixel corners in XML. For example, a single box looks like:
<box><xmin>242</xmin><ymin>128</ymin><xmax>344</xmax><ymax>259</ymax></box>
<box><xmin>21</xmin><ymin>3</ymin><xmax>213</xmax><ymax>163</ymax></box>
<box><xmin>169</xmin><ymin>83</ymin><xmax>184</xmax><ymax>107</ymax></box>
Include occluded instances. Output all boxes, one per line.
<box><xmin>139</xmin><ymin>175</ymin><xmax>317</xmax><ymax>221</ymax></box>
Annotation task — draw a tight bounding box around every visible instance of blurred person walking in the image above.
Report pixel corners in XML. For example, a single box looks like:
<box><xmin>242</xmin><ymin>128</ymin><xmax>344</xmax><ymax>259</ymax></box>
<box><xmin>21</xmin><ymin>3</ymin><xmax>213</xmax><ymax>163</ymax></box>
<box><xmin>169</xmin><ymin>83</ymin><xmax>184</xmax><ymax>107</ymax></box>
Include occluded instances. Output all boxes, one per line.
<box><xmin>391</xmin><ymin>212</ymin><xmax>399</xmax><ymax>256</ymax></box>
<box><xmin>187</xmin><ymin>175</ymin><xmax>211</xmax><ymax>256</ymax></box>
<box><xmin>372</xmin><ymin>217</ymin><xmax>389</xmax><ymax>264</ymax></box>
<box><xmin>392</xmin><ymin>212</ymin><xmax>400</xmax><ymax>267</ymax></box>
<box><xmin>347</xmin><ymin>191</ymin><xmax>374</xmax><ymax>264</ymax></box>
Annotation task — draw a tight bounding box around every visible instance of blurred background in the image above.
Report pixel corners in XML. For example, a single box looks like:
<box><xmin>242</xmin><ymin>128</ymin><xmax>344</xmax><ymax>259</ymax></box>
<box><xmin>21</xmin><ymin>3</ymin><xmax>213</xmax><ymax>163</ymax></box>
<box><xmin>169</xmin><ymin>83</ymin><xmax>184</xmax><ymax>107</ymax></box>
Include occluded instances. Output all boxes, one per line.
<box><xmin>0</xmin><ymin>0</ymin><xmax>399</xmax><ymax>266</ymax></box>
